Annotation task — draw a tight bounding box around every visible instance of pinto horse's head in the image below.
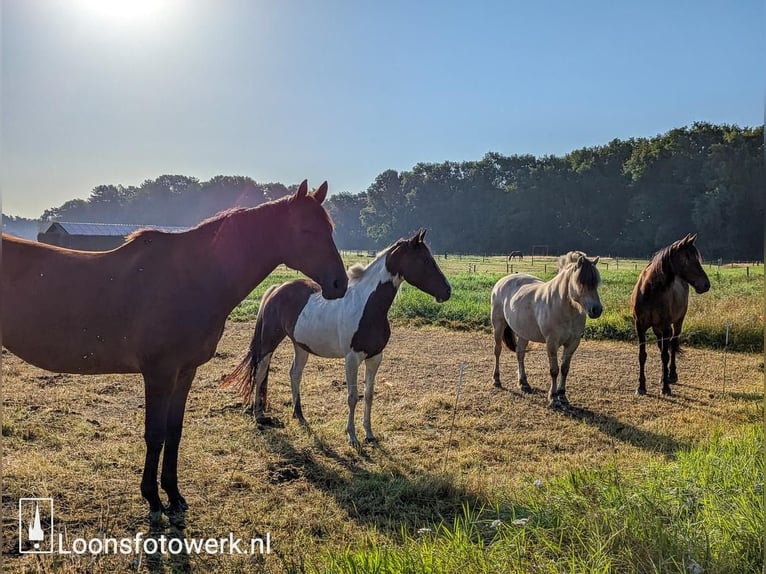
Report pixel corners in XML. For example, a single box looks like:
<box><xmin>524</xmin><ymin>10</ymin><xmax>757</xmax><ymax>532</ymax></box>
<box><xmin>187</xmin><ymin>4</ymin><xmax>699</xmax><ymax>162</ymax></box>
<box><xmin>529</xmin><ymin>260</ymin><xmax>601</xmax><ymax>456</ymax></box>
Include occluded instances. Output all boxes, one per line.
<box><xmin>386</xmin><ymin>229</ymin><xmax>451</xmax><ymax>303</ymax></box>
<box><xmin>669</xmin><ymin>233</ymin><xmax>710</xmax><ymax>294</ymax></box>
<box><xmin>566</xmin><ymin>252</ymin><xmax>603</xmax><ymax>319</ymax></box>
<box><xmin>281</xmin><ymin>180</ymin><xmax>347</xmax><ymax>299</ymax></box>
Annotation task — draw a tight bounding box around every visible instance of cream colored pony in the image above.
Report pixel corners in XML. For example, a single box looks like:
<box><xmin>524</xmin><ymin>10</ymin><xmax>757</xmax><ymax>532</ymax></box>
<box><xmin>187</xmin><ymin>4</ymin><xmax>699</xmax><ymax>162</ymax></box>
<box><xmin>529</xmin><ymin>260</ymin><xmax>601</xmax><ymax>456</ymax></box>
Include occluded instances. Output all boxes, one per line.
<box><xmin>491</xmin><ymin>251</ymin><xmax>602</xmax><ymax>407</ymax></box>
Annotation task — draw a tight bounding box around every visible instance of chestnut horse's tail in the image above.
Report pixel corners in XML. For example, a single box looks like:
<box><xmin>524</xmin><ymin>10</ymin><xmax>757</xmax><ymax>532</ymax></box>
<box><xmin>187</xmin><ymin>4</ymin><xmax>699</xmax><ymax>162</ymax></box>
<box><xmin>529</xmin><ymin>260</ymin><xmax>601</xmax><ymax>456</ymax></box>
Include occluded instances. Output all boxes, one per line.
<box><xmin>221</xmin><ymin>284</ymin><xmax>279</xmax><ymax>404</ymax></box>
<box><xmin>502</xmin><ymin>323</ymin><xmax>516</xmax><ymax>351</ymax></box>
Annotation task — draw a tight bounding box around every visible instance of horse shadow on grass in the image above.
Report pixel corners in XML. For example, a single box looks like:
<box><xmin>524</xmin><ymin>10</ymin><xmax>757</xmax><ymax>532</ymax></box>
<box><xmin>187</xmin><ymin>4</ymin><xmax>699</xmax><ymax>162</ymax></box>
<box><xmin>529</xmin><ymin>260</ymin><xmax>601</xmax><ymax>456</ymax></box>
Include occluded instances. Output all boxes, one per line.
<box><xmin>257</xmin><ymin>422</ymin><xmax>503</xmax><ymax>536</ymax></box>
<box><xmin>557</xmin><ymin>403</ymin><xmax>689</xmax><ymax>456</ymax></box>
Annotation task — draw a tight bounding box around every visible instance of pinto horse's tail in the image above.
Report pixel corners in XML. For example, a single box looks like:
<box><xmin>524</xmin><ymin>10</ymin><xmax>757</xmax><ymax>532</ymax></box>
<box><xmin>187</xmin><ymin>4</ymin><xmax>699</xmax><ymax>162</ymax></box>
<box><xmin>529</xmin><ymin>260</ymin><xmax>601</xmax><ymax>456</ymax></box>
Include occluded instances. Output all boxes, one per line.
<box><xmin>220</xmin><ymin>284</ymin><xmax>279</xmax><ymax>405</ymax></box>
<box><xmin>502</xmin><ymin>323</ymin><xmax>516</xmax><ymax>352</ymax></box>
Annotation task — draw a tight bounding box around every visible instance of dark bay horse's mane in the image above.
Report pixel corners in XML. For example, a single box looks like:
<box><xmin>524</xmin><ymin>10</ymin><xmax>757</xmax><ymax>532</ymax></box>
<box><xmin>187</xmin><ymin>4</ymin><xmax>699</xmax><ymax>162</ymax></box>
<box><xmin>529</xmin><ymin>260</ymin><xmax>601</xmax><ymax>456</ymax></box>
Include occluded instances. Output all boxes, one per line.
<box><xmin>643</xmin><ymin>239</ymin><xmax>701</xmax><ymax>290</ymax></box>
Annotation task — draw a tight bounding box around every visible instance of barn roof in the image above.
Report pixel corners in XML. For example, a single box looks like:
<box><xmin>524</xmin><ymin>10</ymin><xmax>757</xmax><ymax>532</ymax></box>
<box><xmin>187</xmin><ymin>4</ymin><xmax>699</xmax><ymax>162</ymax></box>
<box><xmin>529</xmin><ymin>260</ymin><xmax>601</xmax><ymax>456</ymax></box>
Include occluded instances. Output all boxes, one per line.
<box><xmin>42</xmin><ymin>222</ymin><xmax>189</xmax><ymax>236</ymax></box>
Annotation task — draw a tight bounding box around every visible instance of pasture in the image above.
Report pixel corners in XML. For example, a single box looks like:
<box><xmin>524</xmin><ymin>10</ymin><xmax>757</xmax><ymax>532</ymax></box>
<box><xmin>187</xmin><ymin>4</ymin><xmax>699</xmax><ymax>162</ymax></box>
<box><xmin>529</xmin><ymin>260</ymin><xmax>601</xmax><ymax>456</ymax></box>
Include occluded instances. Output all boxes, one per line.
<box><xmin>2</xmin><ymin>252</ymin><xmax>763</xmax><ymax>572</ymax></box>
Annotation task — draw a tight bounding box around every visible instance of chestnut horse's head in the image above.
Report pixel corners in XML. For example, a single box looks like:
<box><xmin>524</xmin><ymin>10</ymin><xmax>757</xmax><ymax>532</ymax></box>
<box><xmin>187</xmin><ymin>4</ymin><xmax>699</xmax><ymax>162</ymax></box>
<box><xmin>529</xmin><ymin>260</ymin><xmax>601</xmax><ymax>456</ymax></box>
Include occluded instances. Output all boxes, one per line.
<box><xmin>669</xmin><ymin>233</ymin><xmax>710</xmax><ymax>294</ymax></box>
<box><xmin>281</xmin><ymin>180</ymin><xmax>347</xmax><ymax>299</ymax></box>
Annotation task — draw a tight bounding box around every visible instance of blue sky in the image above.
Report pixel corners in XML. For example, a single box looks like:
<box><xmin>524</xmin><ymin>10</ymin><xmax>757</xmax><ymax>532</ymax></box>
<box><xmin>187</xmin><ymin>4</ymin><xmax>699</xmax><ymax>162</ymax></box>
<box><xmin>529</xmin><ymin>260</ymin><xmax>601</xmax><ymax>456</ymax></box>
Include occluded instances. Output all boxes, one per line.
<box><xmin>2</xmin><ymin>0</ymin><xmax>763</xmax><ymax>218</ymax></box>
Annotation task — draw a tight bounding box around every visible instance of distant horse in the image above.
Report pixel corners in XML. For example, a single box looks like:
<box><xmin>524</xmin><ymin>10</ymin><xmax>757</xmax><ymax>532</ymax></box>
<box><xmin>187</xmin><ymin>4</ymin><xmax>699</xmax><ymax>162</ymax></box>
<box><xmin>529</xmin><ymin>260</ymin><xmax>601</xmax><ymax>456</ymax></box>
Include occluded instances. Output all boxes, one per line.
<box><xmin>508</xmin><ymin>250</ymin><xmax>524</xmax><ymax>261</ymax></box>
<box><xmin>1</xmin><ymin>180</ymin><xmax>348</xmax><ymax>521</ymax></box>
<box><xmin>630</xmin><ymin>234</ymin><xmax>710</xmax><ymax>396</ymax></box>
<box><xmin>223</xmin><ymin>230</ymin><xmax>451</xmax><ymax>446</ymax></box>
<box><xmin>491</xmin><ymin>251</ymin><xmax>603</xmax><ymax>407</ymax></box>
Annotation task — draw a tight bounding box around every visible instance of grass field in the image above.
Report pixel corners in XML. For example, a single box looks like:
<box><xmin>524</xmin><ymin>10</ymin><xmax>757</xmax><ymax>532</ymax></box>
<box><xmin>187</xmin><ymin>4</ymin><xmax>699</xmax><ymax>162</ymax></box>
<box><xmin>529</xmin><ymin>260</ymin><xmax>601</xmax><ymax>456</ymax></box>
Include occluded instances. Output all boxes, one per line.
<box><xmin>2</xmin><ymin>250</ymin><xmax>763</xmax><ymax>573</ymax></box>
<box><xmin>231</xmin><ymin>252</ymin><xmax>764</xmax><ymax>352</ymax></box>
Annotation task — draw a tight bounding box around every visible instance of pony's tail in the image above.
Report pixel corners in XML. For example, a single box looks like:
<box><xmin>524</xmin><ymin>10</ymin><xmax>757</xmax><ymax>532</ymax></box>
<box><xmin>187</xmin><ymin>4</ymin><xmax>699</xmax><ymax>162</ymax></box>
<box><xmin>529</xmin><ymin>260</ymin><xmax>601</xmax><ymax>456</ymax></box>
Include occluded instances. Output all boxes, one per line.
<box><xmin>502</xmin><ymin>323</ymin><xmax>516</xmax><ymax>352</ymax></box>
<box><xmin>220</xmin><ymin>284</ymin><xmax>278</xmax><ymax>405</ymax></box>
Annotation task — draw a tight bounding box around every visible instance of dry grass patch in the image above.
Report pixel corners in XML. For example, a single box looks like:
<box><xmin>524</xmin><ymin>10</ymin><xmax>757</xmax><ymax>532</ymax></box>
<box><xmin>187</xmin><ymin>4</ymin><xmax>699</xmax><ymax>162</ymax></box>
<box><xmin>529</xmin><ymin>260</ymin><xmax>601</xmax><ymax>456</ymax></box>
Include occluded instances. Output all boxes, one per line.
<box><xmin>2</xmin><ymin>322</ymin><xmax>762</xmax><ymax>572</ymax></box>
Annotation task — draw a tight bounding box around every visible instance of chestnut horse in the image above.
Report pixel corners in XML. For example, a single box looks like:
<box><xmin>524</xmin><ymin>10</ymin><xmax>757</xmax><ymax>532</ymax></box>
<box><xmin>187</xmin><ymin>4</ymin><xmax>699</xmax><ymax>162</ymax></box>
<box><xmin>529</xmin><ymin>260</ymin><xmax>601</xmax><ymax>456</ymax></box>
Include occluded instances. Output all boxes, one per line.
<box><xmin>1</xmin><ymin>181</ymin><xmax>348</xmax><ymax>521</ymax></box>
<box><xmin>224</xmin><ymin>230</ymin><xmax>451</xmax><ymax>446</ymax></box>
<box><xmin>631</xmin><ymin>233</ymin><xmax>710</xmax><ymax>396</ymax></box>
<box><xmin>491</xmin><ymin>251</ymin><xmax>602</xmax><ymax>407</ymax></box>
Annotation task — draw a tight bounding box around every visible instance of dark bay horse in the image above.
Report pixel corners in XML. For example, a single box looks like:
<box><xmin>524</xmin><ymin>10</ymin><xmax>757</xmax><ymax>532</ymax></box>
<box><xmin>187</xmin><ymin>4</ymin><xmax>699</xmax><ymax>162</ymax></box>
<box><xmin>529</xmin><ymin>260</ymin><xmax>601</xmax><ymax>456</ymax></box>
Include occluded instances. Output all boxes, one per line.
<box><xmin>491</xmin><ymin>251</ymin><xmax>602</xmax><ymax>408</ymax></box>
<box><xmin>631</xmin><ymin>233</ymin><xmax>710</xmax><ymax>396</ymax></box>
<box><xmin>1</xmin><ymin>180</ymin><xmax>348</xmax><ymax>520</ymax></box>
<box><xmin>223</xmin><ymin>230</ymin><xmax>451</xmax><ymax>446</ymax></box>
<box><xmin>508</xmin><ymin>250</ymin><xmax>524</xmax><ymax>261</ymax></box>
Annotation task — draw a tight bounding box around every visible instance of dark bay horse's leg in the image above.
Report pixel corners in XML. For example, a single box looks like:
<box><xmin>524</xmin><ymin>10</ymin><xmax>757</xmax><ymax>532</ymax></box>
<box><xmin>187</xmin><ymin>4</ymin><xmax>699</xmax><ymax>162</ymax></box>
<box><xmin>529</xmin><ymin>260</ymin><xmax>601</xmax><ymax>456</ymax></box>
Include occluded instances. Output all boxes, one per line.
<box><xmin>654</xmin><ymin>326</ymin><xmax>673</xmax><ymax>395</ymax></box>
<box><xmin>515</xmin><ymin>337</ymin><xmax>532</xmax><ymax>393</ymax></box>
<box><xmin>636</xmin><ymin>327</ymin><xmax>648</xmax><ymax>395</ymax></box>
<box><xmin>344</xmin><ymin>352</ymin><xmax>363</xmax><ymax>447</ymax></box>
<box><xmin>141</xmin><ymin>369</ymin><xmax>176</xmax><ymax>521</ymax></box>
<box><xmin>289</xmin><ymin>345</ymin><xmax>310</xmax><ymax>423</ymax></box>
<box><xmin>362</xmin><ymin>353</ymin><xmax>383</xmax><ymax>443</ymax></box>
<box><xmin>160</xmin><ymin>366</ymin><xmax>196</xmax><ymax>516</ymax></box>
<box><xmin>668</xmin><ymin>318</ymin><xmax>684</xmax><ymax>384</ymax></box>
<box><xmin>556</xmin><ymin>339</ymin><xmax>581</xmax><ymax>406</ymax></box>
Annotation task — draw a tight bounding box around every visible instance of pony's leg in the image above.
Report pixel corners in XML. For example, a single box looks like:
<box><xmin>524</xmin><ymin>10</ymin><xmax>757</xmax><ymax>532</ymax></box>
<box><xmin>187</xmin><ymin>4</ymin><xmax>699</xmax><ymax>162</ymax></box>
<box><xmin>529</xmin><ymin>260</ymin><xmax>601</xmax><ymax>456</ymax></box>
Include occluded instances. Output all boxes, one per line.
<box><xmin>140</xmin><ymin>369</ymin><xmax>176</xmax><ymax>522</ymax></box>
<box><xmin>344</xmin><ymin>352</ymin><xmax>363</xmax><ymax>447</ymax></box>
<box><xmin>556</xmin><ymin>339</ymin><xmax>581</xmax><ymax>406</ymax></box>
<box><xmin>668</xmin><ymin>318</ymin><xmax>684</xmax><ymax>383</ymax></box>
<box><xmin>636</xmin><ymin>327</ymin><xmax>648</xmax><ymax>395</ymax></box>
<box><xmin>160</xmin><ymin>366</ymin><xmax>196</xmax><ymax>516</ymax></box>
<box><xmin>515</xmin><ymin>337</ymin><xmax>532</xmax><ymax>392</ymax></box>
<box><xmin>491</xmin><ymin>304</ymin><xmax>506</xmax><ymax>387</ymax></box>
<box><xmin>362</xmin><ymin>353</ymin><xmax>383</xmax><ymax>443</ymax></box>
<box><xmin>290</xmin><ymin>345</ymin><xmax>310</xmax><ymax>424</ymax></box>
<box><xmin>545</xmin><ymin>341</ymin><xmax>561</xmax><ymax>407</ymax></box>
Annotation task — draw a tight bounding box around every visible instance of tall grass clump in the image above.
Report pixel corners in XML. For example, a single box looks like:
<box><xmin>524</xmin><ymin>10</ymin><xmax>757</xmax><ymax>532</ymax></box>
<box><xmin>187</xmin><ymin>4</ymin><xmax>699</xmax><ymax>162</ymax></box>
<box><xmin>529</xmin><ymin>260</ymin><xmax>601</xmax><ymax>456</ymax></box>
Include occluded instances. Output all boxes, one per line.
<box><xmin>319</xmin><ymin>425</ymin><xmax>763</xmax><ymax>574</ymax></box>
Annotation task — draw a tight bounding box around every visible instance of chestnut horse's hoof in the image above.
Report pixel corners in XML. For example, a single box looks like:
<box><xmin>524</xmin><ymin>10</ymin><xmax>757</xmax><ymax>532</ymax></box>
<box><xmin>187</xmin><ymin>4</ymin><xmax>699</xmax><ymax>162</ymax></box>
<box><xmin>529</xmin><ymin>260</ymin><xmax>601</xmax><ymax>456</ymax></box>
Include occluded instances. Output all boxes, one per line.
<box><xmin>149</xmin><ymin>509</ymin><xmax>164</xmax><ymax>525</ymax></box>
<box><xmin>493</xmin><ymin>379</ymin><xmax>502</xmax><ymax>388</ymax></box>
<box><xmin>635</xmin><ymin>387</ymin><xmax>647</xmax><ymax>396</ymax></box>
<box><xmin>667</xmin><ymin>373</ymin><xmax>678</xmax><ymax>384</ymax></box>
<box><xmin>519</xmin><ymin>382</ymin><xmax>532</xmax><ymax>393</ymax></box>
<box><xmin>661</xmin><ymin>387</ymin><xmax>672</xmax><ymax>396</ymax></box>
<box><xmin>364</xmin><ymin>436</ymin><xmax>378</xmax><ymax>444</ymax></box>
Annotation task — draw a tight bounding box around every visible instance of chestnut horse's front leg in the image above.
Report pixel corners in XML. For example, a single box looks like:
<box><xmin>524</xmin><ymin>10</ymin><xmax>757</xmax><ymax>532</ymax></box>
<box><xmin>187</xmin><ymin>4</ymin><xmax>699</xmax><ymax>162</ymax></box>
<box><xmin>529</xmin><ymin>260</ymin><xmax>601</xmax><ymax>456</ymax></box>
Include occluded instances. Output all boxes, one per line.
<box><xmin>656</xmin><ymin>326</ymin><xmax>673</xmax><ymax>395</ymax></box>
<box><xmin>160</xmin><ymin>366</ymin><xmax>196</xmax><ymax>518</ymax></box>
<box><xmin>141</xmin><ymin>369</ymin><xmax>175</xmax><ymax>523</ymax></box>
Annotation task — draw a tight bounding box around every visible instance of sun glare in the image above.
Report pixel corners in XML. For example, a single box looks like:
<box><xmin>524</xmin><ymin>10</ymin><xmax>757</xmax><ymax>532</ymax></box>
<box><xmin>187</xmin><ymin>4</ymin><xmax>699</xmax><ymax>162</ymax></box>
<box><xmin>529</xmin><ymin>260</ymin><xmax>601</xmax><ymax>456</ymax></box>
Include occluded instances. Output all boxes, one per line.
<box><xmin>75</xmin><ymin>0</ymin><xmax>172</xmax><ymax>25</ymax></box>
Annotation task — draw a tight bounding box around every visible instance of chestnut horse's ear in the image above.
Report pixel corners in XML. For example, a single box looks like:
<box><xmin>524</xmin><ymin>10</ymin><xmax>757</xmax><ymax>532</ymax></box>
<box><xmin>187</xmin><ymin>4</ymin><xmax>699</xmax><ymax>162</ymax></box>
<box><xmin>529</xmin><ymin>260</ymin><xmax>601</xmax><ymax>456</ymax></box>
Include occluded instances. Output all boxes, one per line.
<box><xmin>418</xmin><ymin>229</ymin><xmax>427</xmax><ymax>242</ymax></box>
<box><xmin>689</xmin><ymin>233</ymin><xmax>698</xmax><ymax>244</ymax></box>
<box><xmin>295</xmin><ymin>180</ymin><xmax>309</xmax><ymax>199</ymax></box>
<box><xmin>312</xmin><ymin>181</ymin><xmax>328</xmax><ymax>204</ymax></box>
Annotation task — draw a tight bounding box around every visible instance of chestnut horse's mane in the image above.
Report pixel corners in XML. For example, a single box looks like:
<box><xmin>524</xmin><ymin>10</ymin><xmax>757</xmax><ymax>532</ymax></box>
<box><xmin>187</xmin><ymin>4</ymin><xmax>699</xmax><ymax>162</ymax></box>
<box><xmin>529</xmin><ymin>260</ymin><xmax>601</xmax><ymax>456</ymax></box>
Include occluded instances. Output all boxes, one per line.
<box><xmin>643</xmin><ymin>238</ymin><xmax>700</xmax><ymax>289</ymax></box>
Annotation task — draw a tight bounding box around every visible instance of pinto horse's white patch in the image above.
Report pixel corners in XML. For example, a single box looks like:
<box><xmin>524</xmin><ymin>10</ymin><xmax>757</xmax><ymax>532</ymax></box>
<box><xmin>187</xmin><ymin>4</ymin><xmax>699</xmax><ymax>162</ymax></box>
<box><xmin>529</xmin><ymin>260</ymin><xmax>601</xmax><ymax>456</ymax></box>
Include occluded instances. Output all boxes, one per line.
<box><xmin>293</xmin><ymin>255</ymin><xmax>401</xmax><ymax>358</ymax></box>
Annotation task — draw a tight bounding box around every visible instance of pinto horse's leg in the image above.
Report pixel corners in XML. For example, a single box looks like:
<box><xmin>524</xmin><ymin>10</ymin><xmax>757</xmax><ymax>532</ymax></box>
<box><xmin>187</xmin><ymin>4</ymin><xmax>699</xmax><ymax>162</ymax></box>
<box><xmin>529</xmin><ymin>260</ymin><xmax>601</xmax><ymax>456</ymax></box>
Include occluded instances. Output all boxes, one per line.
<box><xmin>556</xmin><ymin>339</ymin><xmax>581</xmax><ymax>406</ymax></box>
<box><xmin>290</xmin><ymin>345</ymin><xmax>310</xmax><ymax>424</ymax></box>
<box><xmin>636</xmin><ymin>327</ymin><xmax>648</xmax><ymax>395</ymax></box>
<box><xmin>362</xmin><ymin>353</ymin><xmax>383</xmax><ymax>443</ymax></box>
<box><xmin>344</xmin><ymin>352</ymin><xmax>363</xmax><ymax>447</ymax></box>
<box><xmin>141</xmin><ymin>369</ymin><xmax>176</xmax><ymax>522</ymax></box>
<box><xmin>656</xmin><ymin>326</ymin><xmax>673</xmax><ymax>395</ymax></box>
<box><xmin>515</xmin><ymin>337</ymin><xmax>532</xmax><ymax>393</ymax></box>
<box><xmin>160</xmin><ymin>366</ymin><xmax>196</xmax><ymax>517</ymax></box>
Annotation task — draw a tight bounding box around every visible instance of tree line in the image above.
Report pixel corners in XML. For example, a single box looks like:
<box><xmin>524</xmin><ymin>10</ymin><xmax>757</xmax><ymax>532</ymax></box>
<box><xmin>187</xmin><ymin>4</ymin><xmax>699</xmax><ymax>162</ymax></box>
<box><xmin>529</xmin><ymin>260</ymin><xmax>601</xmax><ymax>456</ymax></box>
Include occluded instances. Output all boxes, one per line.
<box><xmin>6</xmin><ymin>122</ymin><xmax>763</xmax><ymax>260</ymax></box>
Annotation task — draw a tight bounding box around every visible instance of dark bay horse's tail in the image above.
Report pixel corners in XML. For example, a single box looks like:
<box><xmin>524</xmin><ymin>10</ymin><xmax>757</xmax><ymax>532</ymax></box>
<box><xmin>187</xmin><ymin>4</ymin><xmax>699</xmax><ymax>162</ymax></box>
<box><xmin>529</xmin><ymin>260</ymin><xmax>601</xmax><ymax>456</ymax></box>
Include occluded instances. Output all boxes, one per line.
<box><xmin>502</xmin><ymin>323</ymin><xmax>516</xmax><ymax>351</ymax></box>
<box><xmin>221</xmin><ymin>284</ymin><xmax>279</xmax><ymax>405</ymax></box>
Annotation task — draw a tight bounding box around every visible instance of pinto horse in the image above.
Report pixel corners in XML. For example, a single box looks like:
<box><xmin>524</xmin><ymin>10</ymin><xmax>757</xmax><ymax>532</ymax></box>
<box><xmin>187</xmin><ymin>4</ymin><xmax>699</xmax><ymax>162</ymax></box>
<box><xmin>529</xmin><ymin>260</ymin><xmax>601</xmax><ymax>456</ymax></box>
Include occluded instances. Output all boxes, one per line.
<box><xmin>630</xmin><ymin>233</ymin><xmax>710</xmax><ymax>396</ymax></box>
<box><xmin>491</xmin><ymin>251</ymin><xmax>602</xmax><ymax>407</ymax></box>
<box><xmin>223</xmin><ymin>230</ymin><xmax>451</xmax><ymax>446</ymax></box>
<box><xmin>1</xmin><ymin>181</ymin><xmax>348</xmax><ymax>521</ymax></box>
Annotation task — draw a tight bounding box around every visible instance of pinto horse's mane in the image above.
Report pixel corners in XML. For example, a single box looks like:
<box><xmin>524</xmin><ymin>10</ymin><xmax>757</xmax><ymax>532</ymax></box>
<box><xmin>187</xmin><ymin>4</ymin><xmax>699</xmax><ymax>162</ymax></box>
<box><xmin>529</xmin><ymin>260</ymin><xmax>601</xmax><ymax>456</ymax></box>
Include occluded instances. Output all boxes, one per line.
<box><xmin>345</xmin><ymin>243</ymin><xmax>399</xmax><ymax>282</ymax></box>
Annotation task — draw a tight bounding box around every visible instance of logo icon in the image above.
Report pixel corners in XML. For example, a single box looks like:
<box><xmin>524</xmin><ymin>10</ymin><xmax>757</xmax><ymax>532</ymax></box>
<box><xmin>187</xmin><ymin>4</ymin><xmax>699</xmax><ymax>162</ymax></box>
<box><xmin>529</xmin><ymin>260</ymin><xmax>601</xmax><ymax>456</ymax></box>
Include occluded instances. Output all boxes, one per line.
<box><xmin>19</xmin><ymin>498</ymin><xmax>54</xmax><ymax>554</ymax></box>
